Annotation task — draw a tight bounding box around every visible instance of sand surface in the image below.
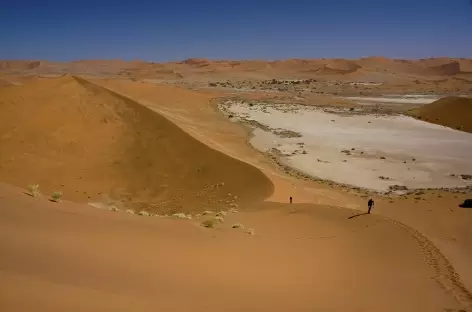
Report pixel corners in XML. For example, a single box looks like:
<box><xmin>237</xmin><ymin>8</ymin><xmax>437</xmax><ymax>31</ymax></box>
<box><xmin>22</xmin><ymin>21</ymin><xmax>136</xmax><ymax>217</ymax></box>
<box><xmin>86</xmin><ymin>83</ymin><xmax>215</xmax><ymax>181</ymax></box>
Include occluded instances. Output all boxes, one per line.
<box><xmin>0</xmin><ymin>76</ymin><xmax>272</xmax><ymax>212</ymax></box>
<box><xmin>410</xmin><ymin>96</ymin><xmax>472</xmax><ymax>133</ymax></box>
<box><xmin>1</xmin><ymin>76</ymin><xmax>472</xmax><ymax>312</ymax></box>
<box><xmin>0</xmin><ymin>183</ymin><xmax>468</xmax><ymax>312</ymax></box>
<box><xmin>226</xmin><ymin>102</ymin><xmax>472</xmax><ymax>191</ymax></box>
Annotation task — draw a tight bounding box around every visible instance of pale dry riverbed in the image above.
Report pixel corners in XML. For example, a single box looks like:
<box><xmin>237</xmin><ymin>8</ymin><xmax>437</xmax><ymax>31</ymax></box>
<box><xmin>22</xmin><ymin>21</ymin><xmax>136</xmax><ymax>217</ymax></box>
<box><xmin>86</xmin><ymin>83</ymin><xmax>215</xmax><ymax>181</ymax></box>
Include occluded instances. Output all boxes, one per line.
<box><xmin>222</xmin><ymin>101</ymin><xmax>472</xmax><ymax>192</ymax></box>
<box><xmin>342</xmin><ymin>95</ymin><xmax>440</xmax><ymax>105</ymax></box>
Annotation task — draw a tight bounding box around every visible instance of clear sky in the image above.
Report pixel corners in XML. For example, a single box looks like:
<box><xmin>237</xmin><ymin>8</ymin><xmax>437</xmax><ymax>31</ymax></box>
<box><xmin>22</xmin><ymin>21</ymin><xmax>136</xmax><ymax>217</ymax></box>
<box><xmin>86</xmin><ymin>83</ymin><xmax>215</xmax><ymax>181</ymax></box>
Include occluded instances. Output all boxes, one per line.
<box><xmin>1</xmin><ymin>0</ymin><xmax>472</xmax><ymax>61</ymax></box>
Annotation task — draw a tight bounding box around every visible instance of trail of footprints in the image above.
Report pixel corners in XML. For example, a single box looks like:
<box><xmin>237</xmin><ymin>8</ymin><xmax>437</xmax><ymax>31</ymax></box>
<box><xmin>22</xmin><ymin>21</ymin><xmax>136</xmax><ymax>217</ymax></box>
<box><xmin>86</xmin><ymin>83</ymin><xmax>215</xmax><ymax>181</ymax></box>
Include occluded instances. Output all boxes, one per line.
<box><xmin>389</xmin><ymin>219</ymin><xmax>472</xmax><ymax>310</ymax></box>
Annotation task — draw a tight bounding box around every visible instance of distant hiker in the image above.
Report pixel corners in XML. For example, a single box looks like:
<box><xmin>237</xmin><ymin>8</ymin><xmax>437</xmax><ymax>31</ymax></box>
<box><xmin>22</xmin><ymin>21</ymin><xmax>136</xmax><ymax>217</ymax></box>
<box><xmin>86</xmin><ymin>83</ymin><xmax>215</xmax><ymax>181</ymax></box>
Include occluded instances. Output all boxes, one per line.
<box><xmin>289</xmin><ymin>196</ymin><xmax>293</xmax><ymax>204</ymax></box>
<box><xmin>368</xmin><ymin>199</ymin><xmax>374</xmax><ymax>214</ymax></box>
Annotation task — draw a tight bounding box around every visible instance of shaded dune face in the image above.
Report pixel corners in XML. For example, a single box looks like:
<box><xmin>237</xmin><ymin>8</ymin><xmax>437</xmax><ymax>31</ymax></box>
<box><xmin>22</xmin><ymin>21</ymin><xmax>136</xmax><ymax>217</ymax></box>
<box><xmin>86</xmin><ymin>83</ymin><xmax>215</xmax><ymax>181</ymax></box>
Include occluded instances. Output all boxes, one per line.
<box><xmin>428</xmin><ymin>61</ymin><xmax>461</xmax><ymax>76</ymax></box>
<box><xmin>0</xmin><ymin>76</ymin><xmax>273</xmax><ymax>212</ymax></box>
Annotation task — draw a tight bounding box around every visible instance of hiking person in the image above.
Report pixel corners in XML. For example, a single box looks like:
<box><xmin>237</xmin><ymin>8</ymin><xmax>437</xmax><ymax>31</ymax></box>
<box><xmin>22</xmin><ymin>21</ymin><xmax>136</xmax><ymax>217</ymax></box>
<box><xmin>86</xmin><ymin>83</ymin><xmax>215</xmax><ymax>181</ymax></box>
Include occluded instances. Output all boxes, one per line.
<box><xmin>368</xmin><ymin>199</ymin><xmax>374</xmax><ymax>213</ymax></box>
<box><xmin>289</xmin><ymin>196</ymin><xmax>293</xmax><ymax>204</ymax></box>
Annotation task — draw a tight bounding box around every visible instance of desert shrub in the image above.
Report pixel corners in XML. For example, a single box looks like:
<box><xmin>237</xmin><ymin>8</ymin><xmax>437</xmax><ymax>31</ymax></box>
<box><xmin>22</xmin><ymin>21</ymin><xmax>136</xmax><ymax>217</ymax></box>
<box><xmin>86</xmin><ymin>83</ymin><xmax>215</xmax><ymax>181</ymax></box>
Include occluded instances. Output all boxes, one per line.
<box><xmin>216</xmin><ymin>211</ymin><xmax>227</xmax><ymax>217</ymax></box>
<box><xmin>232</xmin><ymin>223</ymin><xmax>244</xmax><ymax>229</ymax></box>
<box><xmin>201</xmin><ymin>219</ymin><xmax>217</xmax><ymax>228</ymax></box>
<box><xmin>51</xmin><ymin>192</ymin><xmax>62</xmax><ymax>202</ymax></box>
<box><xmin>228</xmin><ymin>207</ymin><xmax>238</xmax><ymax>213</ymax></box>
<box><xmin>215</xmin><ymin>216</ymin><xmax>224</xmax><ymax>223</ymax></box>
<box><xmin>246</xmin><ymin>228</ymin><xmax>255</xmax><ymax>236</ymax></box>
<box><xmin>28</xmin><ymin>184</ymin><xmax>40</xmax><ymax>197</ymax></box>
<box><xmin>138</xmin><ymin>211</ymin><xmax>151</xmax><ymax>217</ymax></box>
<box><xmin>172</xmin><ymin>213</ymin><xmax>192</xmax><ymax>220</ymax></box>
<box><xmin>125</xmin><ymin>209</ymin><xmax>135</xmax><ymax>215</ymax></box>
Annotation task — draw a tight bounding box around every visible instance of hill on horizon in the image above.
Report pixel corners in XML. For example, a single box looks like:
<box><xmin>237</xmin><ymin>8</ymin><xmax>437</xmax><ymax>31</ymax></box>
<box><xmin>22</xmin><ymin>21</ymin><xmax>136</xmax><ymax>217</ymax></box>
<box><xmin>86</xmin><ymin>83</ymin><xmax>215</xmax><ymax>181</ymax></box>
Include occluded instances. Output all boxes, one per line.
<box><xmin>1</xmin><ymin>57</ymin><xmax>472</xmax><ymax>81</ymax></box>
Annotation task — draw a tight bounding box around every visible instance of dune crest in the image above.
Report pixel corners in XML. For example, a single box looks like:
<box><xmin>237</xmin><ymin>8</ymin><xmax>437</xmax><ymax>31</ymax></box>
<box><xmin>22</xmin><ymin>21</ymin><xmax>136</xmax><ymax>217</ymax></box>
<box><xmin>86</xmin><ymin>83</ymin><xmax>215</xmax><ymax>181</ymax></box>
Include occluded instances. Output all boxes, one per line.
<box><xmin>0</xmin><ymin>76</ymin><xmax>273</xmax><ymax>212</ymax></box>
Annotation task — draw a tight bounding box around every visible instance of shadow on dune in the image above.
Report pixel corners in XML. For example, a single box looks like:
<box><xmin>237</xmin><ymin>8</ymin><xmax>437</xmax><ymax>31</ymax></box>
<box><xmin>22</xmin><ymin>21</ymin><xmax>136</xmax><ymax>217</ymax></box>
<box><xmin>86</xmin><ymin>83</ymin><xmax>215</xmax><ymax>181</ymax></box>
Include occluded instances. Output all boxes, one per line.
<box><xmin>348</xmin><ymin>212</ymin><xmax>369</xmax><ymax>219</ymax></box>
<box><xmin>459</xmin><ymin>199</ymin><xmax>472</xmax><ymax>208</ymax></box>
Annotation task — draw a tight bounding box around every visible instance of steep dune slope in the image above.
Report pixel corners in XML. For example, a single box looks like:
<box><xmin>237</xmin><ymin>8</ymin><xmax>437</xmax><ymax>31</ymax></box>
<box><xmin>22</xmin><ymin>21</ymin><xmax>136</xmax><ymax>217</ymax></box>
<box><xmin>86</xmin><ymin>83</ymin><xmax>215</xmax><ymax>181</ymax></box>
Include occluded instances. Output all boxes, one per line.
<box><xmin>410</xmin><ymin>96</ymin><xmax>472</xmax><ymax>133</ymax></box>
<box><xmin>0</xmin><ymin>76</ymin><xmax>273</xmax><ymax>212</ymax></box>
<box><xmin>426</xmin><ymin>61</ymin><xmax>462</xmax><ymax>76</ymax></box>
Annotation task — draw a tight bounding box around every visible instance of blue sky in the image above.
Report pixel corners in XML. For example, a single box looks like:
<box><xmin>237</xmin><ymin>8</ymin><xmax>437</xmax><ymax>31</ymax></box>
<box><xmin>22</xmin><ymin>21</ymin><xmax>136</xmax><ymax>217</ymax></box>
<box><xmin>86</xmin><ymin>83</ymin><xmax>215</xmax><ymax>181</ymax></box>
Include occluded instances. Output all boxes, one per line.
<box><xmin>1</xmin><ymin>0</ymin><xmax>471</xmax><ymax>61</ymax></box>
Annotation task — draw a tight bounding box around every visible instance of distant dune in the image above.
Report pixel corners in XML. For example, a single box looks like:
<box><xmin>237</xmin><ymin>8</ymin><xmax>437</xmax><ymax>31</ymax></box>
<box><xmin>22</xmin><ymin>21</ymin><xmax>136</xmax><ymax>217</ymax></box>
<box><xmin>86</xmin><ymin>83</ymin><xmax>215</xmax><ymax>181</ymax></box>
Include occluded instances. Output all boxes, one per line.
<box><xmin>410</xmin><ymin>96</ymin><xmax>472</xmax><ymax>133</ymax></box>
<box><xmin>425</xmin><ymin>61</ymin><xmax>461</xmax><ymax>76</ymax></box>
<box><xmin>2</xmin><ymin>57</ymin><xmax>472</xmax><ymax>81</ymax></box>
<box><xmin>0</xmin><ymin>75</ymin><xmax>273</xmax><ymax>212</ymax></box>
<box><xmin>312</xmin><ymin>61</ymin><xmax>362</xmax><ymax>75</ymax></box>
<box><xmin>0</xmin><ymin>60</ymin><xmax>42</xmax><ymax>70</ymax></box>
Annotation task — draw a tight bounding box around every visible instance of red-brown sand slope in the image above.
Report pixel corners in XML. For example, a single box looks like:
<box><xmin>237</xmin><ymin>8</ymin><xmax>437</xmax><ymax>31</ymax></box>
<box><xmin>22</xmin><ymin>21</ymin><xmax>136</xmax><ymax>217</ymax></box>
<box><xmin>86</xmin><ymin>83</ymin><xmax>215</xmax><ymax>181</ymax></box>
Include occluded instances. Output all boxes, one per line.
<box><xmin>2</xmin><ymin>57</ymin><xmax>472</xmax><ymax>80</ymax></box>
<box><xmin>0</xmin><ymin>183</ymin><xmax>467</xmax><ymax>312</ymax></box>
<box><xmin>0</xmin><ymin>76</ymin><xmax>273</xmax><ymax>212</ymax></box>
<box><xmin>410</xmin><ymin>96</ymin><xmax>472</xmax><ymax>133</ymax></box>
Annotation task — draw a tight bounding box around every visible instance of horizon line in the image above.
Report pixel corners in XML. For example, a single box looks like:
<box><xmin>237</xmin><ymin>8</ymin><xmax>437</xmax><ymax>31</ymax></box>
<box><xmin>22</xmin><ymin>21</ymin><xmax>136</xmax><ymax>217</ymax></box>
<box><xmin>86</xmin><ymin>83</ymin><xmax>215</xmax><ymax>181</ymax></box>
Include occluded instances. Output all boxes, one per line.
<box><xmin>2</xmin><ymin>55</ymin><xmax>472</xmax><ymax>63</ymax></box>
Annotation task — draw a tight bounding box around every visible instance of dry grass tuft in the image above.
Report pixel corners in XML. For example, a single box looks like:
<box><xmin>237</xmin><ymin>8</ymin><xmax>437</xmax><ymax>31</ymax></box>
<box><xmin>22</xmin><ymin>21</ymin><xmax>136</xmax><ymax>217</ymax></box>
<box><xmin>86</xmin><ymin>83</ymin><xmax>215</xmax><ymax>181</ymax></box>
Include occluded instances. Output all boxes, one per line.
<box><xmin>201</xmin><ymin>218</ymin><xmax>218</xmax><ymax>228</ymax></box>
<box><xmin>246</xmin><ymin>228</ymin><xmax>255</xmax><ymax>236</ymax></box>
<box><xmin>172</xmin><ymin>213</ymin><xmax>192</xmax><ymax>220</ymax></box>
<box><xmin>51</xmin><ymin>191</ymin><xmax>62</xmax><ymax>203</ymax></box>
<box><xmin>27</xmin><ymin>184</ymin><xmax>40</xmax><ymax>197</ymax></box>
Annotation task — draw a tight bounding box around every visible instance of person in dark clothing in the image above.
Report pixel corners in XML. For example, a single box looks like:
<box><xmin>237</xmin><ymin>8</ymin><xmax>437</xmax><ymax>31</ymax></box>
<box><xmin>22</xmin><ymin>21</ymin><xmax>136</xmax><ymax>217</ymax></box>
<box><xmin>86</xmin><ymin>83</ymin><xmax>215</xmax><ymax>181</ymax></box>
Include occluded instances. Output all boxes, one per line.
<box><xmin>289</xmin><ymin>196</ymin><xmax>293</xmax><ymax>204</ymax></box>
<box><xmin>368</xmin><ymin>199</ymin><xmax>374</xmax><ymax>213</ymax></box>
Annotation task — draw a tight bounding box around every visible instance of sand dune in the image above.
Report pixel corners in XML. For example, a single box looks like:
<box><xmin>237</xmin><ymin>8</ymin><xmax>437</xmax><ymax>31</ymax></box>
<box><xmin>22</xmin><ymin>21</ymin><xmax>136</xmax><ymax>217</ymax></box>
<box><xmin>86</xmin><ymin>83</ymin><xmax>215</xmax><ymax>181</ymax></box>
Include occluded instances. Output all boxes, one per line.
<box><xmin>1</xmin><ymin>183</ymin><xmax>469</xmax><ymax>312</ymax></box>
<box><xmin>315</xmin><ymin>66</ymin><xmax>361</xmax><ymax>76</ymax></box>
<box><xmin>182</xmin><ymin>58</ymin><xmax>214</xmax><ymax>67</ymax></box>
<box><xmin>0</xmin><ymin>60</ymin><xmax>42</xmax><ymax>71</ymax></box>
<box><xmin>2</xmin><ymin>57</ymin><xmax>472</xmax><ymax>81</ymax></box>
<box><xmin>0</xmin><ymin>76</ymin><xmax>273</xmax><ymax>212</ymax></box>
<box><xmin>1</xmin><ymin>65</ymin><xmax>472</xmax><ymax>312</ymax></box>
<box><xmin>410</xmin><ymin>96</ymin><xmax>472</xmax><ymax>133</ymax></box>
<box><xmin>427</xmin><ymin>61</ymin><xmax>462</xmax><ymax>76</ymax></box>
